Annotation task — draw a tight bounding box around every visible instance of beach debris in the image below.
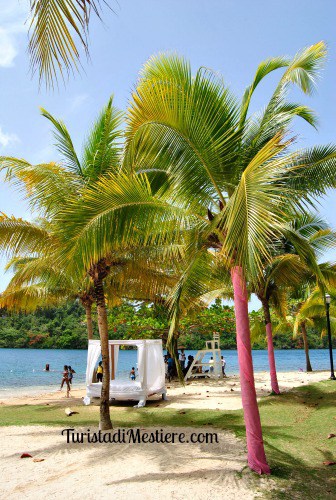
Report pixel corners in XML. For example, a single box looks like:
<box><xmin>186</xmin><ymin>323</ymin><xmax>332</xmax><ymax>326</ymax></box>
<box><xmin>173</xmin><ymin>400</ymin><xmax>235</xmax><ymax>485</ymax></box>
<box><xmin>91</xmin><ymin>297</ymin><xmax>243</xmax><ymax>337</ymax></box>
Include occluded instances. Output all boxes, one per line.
<box><xmin>323</xmin><ymin>461</ymin><xmax>336</xmax><ymax>466</ymax></box>
<box><xmin>33</xmin><ymin>458</ymin><xmax>45</xmax><ymax>462</ymax></box>
<box><xmin>327</xmin><ymin>433</ymin><xmax>336</xmax><ymax>439</ymax></box>
<box><xmin>65</xmin><ymin>407</ymin><xmax>79</xmax><ymax>416</ymax></box>
<box><xmin>20</xmin><ymin>453</ymin><xmax>32</xmax><ymax>458</ymax></box>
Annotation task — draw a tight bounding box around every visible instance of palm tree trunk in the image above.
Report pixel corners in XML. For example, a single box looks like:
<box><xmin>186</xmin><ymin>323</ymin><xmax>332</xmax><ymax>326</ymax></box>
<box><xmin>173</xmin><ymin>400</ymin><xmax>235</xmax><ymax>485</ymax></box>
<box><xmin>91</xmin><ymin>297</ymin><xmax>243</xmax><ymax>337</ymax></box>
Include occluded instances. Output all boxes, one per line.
<box><xmin>301</xmin><ymin>321</ymin><xmax>313</xmax><ymax>372</ymax></box>
<box><xmin>261</xmin><ymin>298</ymin><xmax>280</xmax><ymax>395</ymax></box>
<box><xmin>85</xmin><ymin>304</ymin><xmax>94</xmax><ymax>340</ymax></box>
<box><xmin>93</xmin><ymin>277</ymin><xmax>112</xmax><ymax>430</ymax></box>
<box><xmin>231</xmin><ymin>266</ymin><xmax>270</xmax><ymax>475</ymax></box>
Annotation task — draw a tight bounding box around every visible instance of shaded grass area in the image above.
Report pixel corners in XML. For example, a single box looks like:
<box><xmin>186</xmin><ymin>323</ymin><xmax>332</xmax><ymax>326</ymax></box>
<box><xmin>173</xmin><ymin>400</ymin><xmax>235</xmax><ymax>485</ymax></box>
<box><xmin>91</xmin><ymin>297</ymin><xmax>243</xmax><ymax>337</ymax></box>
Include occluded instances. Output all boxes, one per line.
<box><xmin>0</xmin><ymin>381</ymin><xmax>335</xmax><ymax>499</ymax></box>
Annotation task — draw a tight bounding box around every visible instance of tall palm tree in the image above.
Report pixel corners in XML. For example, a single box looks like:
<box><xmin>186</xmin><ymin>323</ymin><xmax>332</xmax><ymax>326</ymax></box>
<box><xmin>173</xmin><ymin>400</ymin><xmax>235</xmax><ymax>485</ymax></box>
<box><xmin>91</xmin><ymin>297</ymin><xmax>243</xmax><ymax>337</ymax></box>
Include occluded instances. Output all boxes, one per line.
<box><xmin>0</xmin><ymin>98</ymin><xmax>124</xmax><ymax>430</ymax></box>
<box><xmin>54</xmin><ymin>43</ymin><xmax>336</xmax><ymax>473</ymax></box>
<box><xmin>121</xmin><ymin>43</ymin><xmax>336</xmax><ymax>474</ymax></box>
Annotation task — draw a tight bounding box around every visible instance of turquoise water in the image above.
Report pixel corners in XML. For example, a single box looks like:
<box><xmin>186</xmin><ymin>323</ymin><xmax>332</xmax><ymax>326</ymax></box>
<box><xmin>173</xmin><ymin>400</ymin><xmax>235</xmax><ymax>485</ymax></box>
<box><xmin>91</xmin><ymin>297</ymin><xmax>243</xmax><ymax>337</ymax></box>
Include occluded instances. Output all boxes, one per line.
<box><xmin>0</xmin><ymin>347</ymin><xmax>333</xmax><ymax>398</ymax></box>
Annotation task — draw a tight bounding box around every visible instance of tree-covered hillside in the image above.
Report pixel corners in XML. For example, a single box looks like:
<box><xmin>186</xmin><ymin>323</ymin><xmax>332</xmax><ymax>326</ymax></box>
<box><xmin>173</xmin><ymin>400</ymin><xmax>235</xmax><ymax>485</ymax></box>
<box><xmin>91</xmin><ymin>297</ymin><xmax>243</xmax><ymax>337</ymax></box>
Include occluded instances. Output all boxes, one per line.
<box><xmin>0</xmin><ymin>300</ymin><xmax>331</xmax><ymax>350</ymax></box>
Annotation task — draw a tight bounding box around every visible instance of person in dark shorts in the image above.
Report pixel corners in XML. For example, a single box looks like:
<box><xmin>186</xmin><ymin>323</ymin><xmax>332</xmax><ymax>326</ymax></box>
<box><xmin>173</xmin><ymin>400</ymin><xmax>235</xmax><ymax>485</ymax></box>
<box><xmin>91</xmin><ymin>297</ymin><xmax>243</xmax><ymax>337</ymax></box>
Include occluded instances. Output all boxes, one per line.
<box><xmin>130</xmin><ymin>367</ymin><xmax>136</xmax><ymax>380</ymax></box>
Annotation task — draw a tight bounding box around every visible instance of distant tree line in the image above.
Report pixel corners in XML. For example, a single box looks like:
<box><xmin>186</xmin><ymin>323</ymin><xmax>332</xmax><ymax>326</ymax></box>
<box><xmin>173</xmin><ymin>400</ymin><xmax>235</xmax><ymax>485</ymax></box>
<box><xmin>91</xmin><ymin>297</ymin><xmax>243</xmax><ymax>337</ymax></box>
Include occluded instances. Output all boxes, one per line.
<box><xmin>0</xmin><ymin>299</ymin><xmax>331</xmax><ymax>350</ymax></box>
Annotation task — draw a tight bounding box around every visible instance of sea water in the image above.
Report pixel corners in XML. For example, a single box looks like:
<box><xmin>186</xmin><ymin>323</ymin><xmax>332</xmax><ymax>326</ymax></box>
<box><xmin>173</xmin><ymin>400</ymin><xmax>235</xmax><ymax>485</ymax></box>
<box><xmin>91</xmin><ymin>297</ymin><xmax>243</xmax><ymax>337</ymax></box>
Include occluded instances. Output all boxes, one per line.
<box><xmin>0</xmin><ymin>348</ymin><xmax>332</xmax><ymax>398</ymax></box>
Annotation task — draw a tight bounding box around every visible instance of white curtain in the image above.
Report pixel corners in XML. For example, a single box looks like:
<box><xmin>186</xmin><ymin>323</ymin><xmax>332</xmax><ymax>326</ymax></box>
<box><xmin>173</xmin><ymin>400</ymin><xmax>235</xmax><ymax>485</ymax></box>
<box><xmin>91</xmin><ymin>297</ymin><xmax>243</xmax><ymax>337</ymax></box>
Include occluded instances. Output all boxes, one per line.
<box><xmin>146</xmin><ymin>343</ymin><xmax>165</xmax><ymax>390</ymax></box>
<box><xmin>137</xmin><ymin>344</ymin><xmax>145</xmax><ymax>383</ymax></box>
<box><xmin>86</xmin><ymin>342</ymin><xmax>101</xmax><ymax>385</ymax></box>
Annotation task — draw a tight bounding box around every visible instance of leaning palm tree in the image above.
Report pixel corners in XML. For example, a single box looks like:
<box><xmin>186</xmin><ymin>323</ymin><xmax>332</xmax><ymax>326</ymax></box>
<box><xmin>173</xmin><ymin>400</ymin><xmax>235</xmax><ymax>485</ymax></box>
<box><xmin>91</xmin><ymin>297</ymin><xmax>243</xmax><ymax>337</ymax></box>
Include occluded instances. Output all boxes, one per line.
<box><xmin>55</xmin><ymin>43</ymin><xmax>336</xmax><ymax>473</ymax></box>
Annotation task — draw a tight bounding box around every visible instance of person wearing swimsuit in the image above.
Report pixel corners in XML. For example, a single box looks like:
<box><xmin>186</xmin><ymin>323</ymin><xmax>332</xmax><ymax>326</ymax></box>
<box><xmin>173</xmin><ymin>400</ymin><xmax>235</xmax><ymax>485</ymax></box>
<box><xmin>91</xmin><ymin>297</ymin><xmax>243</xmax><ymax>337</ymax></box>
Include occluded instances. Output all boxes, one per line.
<box><xmin>60</xmin><ymin>365</ymin><xmax>70</xmax><ymax>397</ymax></box>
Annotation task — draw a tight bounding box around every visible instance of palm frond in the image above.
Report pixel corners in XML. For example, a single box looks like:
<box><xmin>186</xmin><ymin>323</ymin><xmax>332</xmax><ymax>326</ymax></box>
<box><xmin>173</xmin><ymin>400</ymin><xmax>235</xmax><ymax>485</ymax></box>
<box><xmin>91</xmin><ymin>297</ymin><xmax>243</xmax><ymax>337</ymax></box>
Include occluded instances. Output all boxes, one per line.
<box><xmin>28</xmin><ymin>0</ymin><xmax>105</xmax><ymax>88</ymax></box>
<box><xmin>82</xmin><ymin>97</ymin><xmax>124</xmax><ymax>181</ymax></box>
<box><xmin>40</xmin><ymin>108</ymin><xmax>82</xmax><ymax>175</ymax></box>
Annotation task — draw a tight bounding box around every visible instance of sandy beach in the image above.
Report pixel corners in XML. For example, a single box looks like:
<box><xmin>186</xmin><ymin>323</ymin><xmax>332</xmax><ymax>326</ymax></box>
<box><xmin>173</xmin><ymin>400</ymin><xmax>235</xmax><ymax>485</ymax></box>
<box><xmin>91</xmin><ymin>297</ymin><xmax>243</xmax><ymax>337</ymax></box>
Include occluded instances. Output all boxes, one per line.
<box><xmin>0</xmin><ymin>369</ymin><xmax>330</xmax><ymax>409</ymax></box>
<box><xmin>0</xmin><ymin>371</ymin><xmax>331</xmax><ymax>499</ymax></box>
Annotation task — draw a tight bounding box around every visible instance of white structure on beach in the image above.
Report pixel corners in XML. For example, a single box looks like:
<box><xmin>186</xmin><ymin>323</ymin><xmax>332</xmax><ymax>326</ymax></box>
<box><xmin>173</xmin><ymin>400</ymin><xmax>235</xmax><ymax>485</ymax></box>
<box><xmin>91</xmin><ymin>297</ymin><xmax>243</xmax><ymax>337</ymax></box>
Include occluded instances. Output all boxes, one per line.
<box><xmin>86</xmin><ymin>339</ymin><xmax>167</xmax><ymax>407</ymax></box>
<box><xmin>184</xmin><ymin>333</ymin><xmax>223</xmax><ymax>381</ymax></box>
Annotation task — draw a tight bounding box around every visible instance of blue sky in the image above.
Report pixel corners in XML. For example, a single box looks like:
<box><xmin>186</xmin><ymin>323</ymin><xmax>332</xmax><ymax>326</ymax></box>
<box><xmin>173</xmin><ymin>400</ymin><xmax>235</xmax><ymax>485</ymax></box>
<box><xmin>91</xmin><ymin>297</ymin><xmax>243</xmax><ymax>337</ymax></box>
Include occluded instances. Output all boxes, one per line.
<box><xmin>0</xmin><ymin>0</ymin><xmax>335</xmax><ymax>309</ymax></box>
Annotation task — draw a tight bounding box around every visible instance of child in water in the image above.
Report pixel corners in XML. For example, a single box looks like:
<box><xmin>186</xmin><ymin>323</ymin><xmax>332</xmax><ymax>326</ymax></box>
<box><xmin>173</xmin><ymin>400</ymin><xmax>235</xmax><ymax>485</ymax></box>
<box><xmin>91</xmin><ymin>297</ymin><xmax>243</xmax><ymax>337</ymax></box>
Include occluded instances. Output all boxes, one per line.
<box><xmin>130</xmin><ymin>367</ymin><xmax>136</xmax><ymax>381</ymax></box>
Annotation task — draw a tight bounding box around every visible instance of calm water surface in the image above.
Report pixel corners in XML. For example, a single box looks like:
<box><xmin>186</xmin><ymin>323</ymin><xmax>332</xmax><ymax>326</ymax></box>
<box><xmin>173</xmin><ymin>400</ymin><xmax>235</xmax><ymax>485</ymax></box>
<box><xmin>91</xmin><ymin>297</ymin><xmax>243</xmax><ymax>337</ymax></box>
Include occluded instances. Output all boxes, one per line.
<box><xmin>0</xmin><ymin>348</ymin><xmax>332</xmax><ymax>398</ymax></box>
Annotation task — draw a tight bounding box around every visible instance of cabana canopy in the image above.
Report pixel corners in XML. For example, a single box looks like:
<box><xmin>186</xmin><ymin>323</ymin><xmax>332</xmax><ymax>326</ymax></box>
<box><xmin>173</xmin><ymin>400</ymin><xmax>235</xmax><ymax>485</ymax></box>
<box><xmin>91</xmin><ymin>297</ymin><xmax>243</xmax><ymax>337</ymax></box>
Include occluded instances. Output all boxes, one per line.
<box><xmin>86</xmin><ymin>339</ymin><xmax>167</xmax><ymax>407</ymax></box>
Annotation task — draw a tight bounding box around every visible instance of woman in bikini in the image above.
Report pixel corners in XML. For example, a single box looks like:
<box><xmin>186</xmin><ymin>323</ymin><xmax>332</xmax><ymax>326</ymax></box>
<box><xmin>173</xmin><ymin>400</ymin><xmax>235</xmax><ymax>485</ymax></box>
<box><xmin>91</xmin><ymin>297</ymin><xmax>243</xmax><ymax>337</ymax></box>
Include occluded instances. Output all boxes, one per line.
<box><xmin>60</xmin><ymin>365</ymin><xmax>71</xmax><ymax>397</ymax></box>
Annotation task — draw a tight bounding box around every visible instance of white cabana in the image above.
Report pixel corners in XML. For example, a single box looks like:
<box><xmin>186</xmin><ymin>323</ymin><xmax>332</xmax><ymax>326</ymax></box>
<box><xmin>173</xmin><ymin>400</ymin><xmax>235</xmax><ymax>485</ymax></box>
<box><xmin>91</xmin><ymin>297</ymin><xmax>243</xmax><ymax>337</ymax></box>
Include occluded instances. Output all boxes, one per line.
<box><xmin>86</xmin><ymin>339</ymin><xmax>167</xmax><ymax>407</ymax></box>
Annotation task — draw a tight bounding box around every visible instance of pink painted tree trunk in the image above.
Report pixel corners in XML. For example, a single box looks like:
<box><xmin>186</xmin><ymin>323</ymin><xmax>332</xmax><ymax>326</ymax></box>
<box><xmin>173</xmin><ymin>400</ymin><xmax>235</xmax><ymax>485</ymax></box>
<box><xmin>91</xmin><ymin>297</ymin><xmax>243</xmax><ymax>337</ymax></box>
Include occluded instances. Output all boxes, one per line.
<box><xmin>265</xmin><ymin>323</ymin><xmax>280</xmax><ymax>394</ymax></box>
<box><xmin>231</xmin><ymin>266</ymin><xmax>270</xmax><ymax>475</ymax></box>
<box><xmin>261</xmin><ymin>298</ymin><xmax>280</xmax><ymax>394</ymax></box>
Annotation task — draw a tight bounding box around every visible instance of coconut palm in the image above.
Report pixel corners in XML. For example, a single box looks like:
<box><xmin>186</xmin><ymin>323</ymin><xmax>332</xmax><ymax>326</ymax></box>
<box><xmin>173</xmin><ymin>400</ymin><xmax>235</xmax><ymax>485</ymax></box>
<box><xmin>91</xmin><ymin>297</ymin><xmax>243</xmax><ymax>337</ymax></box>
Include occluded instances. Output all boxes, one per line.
<box><xmin>0</xmin><ymin>214</ymin><xmax>178</xmax><ymax>429</ymax></box>
<box><xmin>293</xmin><ymin>286</ymin><xmax>336</xmax><ymax>341</ymax></box>
<box><xmin>121</xmin><ymin>43</ymin><xmax>336</xmax><ymax>474</ymax></box>
<box><xmin>288</xmin><ymin>283</ymin><xmax>335</xmax><ymax>372</ymax></box>
<box><xmin>53</xmin><ymin>43</ymin><xmax>336</xmax><ymax>473</ymax></box>
<box><xmin>252</xmin><ymin>213</ymin><xmax>336</xmax><ymax>391</ymax></box>
<box><xmin>0</xmin><ymin>98</ymin><xmax>124</xmax><ymax>429</ymax></box>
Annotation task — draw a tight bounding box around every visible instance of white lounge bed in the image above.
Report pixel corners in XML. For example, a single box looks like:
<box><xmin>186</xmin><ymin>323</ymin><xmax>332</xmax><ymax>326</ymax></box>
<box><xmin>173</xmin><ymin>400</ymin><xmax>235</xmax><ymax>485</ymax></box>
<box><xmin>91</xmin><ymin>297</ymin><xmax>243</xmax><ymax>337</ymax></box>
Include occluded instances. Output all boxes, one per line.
<box><xmin>86</xmin><ymin>339</ymin><xmax>167</xmax><ymax>407</ymax></box>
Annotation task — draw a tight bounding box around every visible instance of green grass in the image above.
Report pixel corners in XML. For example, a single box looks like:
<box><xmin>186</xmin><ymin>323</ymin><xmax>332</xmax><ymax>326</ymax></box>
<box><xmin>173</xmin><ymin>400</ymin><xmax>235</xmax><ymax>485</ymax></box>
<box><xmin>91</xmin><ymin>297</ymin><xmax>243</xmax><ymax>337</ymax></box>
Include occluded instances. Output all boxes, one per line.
<box><xmin>0</xmin><ymin>381</ymin><xmax>335</xmax><ymax>499</ymax></box>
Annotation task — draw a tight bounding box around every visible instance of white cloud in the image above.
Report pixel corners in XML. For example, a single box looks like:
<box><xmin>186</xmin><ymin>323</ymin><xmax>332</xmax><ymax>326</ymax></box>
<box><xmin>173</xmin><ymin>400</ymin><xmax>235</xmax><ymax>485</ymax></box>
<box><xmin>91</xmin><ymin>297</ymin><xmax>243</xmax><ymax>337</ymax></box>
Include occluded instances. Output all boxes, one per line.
<box><xmin>0</xmin><ymin>126</ymin><xmax>19</xmax><ymax>148</ymax></box>
<box><xmin>0</xmin><ymin>1</ymin><xmax>26</xmax><ymax>67</ymax></box>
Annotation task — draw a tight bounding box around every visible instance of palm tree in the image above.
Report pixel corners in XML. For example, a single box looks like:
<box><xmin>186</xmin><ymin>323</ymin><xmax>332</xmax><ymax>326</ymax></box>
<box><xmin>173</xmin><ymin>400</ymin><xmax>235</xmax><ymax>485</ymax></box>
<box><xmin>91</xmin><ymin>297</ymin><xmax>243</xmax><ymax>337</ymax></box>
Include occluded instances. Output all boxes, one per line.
<box><xmin>252</xmin><ymin>213</ymin><xmax>336</xmax><ymax>391</ymax></box>
<box><xmin>0</xmin><ymin>98</ymin><xmax>124</xmax><ymax>430</ymax></box>
<box><xmin>294</xmin><ymin>286</ymin><xmax>336</xmax><ymax>343</ymax></box>
<box><xmin>54</xmin><ymin>43</ymin><xmax>336</xmax><ymax>473</ymax></box>
<box><xmin>121</xmin><ymin>43</ymin><xmax>336</xmax><ymax>474</ymax></box>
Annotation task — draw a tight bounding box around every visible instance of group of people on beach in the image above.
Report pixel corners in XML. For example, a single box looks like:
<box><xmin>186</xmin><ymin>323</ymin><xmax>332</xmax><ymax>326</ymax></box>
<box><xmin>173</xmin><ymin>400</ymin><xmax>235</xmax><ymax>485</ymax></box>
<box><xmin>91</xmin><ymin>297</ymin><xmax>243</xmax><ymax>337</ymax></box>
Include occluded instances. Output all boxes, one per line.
<box><xmin>164</xmin><ymin>349</ymin><xmax>226</xmax><ymax>380</ymax></box>
<box><xmin>57</xmin><ymin>351</ymin><xmax>226</xmax><ymax>395</ymax></box>
<box><xmin>164</xmin><ymin>350</ymin><xmax>196</xmax><ymax>380</ymax></box>
<box><xmin>60</xmin><ymin>365</ymin><xmax>75</xmax><ymax>397</ymax></box>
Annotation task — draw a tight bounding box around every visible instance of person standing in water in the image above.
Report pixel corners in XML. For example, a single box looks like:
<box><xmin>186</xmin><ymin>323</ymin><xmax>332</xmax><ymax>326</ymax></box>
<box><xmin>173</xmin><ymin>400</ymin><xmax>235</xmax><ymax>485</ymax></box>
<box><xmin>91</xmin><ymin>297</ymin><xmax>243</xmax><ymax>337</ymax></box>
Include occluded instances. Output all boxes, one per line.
<box><xmin>130</xmin><ymin>367</ymin><xmax>136</xmax><ymax>380</ymax></box>
<box><xmin>60</xmin><ymin>365</ymin><xmax>70</xmax><ymax>397</ymax></box>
